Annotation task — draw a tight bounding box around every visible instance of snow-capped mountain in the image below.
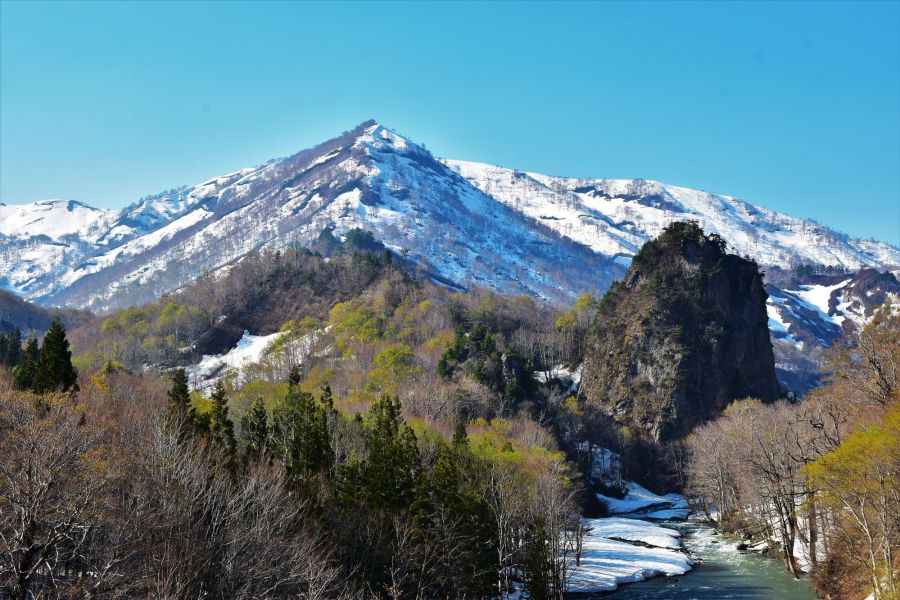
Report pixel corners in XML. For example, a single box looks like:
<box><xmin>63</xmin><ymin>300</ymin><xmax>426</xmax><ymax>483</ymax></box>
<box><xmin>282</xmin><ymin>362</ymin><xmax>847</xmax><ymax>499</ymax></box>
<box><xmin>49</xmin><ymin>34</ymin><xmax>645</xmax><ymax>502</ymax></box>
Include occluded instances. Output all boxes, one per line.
<box><xmin>444</xmin><ymin>160</ymin><xmax>899</xmax><ymax>269</ymax></box>
<box><xmin>764</xmin><ymin>268</ymin><xmax>900</xmax><ymax>392</ymax></box>
<box><xmin>0</xmin><ymin>189</ymin><xmax>207</xmax><ymax>299</ymax></box>
<box><xmin>1</xmin><ymin>120</ymin><xmax>898</xmax><ymax>315</ymax></box>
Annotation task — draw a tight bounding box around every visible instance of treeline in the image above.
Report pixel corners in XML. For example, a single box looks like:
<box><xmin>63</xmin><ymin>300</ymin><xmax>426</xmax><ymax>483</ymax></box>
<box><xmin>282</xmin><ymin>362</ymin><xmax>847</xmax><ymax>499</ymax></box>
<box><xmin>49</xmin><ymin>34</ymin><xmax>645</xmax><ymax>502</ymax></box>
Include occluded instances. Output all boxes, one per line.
<box><xmin>685</xmin><ymin>307</ymin><xmax>899</xmax><ymax>599</ymax></box>
<box><xmin>0</xmin><ymin>318</ymin><xmax>78</xmax><ymax>394</ymax></box>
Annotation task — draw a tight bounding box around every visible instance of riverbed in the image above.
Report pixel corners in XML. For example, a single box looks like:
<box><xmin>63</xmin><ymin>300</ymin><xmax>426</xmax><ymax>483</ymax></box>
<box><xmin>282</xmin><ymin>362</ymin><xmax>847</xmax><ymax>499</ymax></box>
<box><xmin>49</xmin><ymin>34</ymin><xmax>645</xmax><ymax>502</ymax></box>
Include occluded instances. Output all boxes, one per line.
<box><xmin>593</xmin><ymin>520</ymin><xmax>818</xmax><ymax>599</ymax></box>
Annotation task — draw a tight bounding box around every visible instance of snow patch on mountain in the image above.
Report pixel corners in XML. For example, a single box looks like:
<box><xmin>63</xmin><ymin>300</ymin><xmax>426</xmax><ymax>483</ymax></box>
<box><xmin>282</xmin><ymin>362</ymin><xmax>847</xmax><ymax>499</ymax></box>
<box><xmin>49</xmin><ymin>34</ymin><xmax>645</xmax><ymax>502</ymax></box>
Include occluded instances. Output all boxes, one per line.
<box><xmin>188</xmin><ymin>330</ymin><xmax>286</xmax><ymax>391</ymax></box>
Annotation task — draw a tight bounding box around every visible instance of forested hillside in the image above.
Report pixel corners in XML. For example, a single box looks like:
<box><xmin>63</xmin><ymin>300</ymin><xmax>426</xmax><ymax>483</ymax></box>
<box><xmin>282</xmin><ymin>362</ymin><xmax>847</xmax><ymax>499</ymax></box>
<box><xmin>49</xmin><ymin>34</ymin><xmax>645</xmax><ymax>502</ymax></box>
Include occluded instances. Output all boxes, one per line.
<box><xmin>1</xmin><ymin>224</ymin><xmax>895</xmax><ymax>599</ymax></box>
<box><xmin>684</xmin><ymin>307</ymin><xmax>899</xmax><ymax>598</ymax></box>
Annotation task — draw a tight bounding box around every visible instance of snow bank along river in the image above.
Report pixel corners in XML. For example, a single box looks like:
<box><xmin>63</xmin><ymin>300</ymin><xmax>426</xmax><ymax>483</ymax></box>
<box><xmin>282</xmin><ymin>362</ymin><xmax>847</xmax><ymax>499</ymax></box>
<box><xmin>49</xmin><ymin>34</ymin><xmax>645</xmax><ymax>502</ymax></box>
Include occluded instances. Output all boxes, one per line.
<box><xmin>567</xmin><ymin>483</ymin><xmax>817</xmax><ymax>598</ymax></box>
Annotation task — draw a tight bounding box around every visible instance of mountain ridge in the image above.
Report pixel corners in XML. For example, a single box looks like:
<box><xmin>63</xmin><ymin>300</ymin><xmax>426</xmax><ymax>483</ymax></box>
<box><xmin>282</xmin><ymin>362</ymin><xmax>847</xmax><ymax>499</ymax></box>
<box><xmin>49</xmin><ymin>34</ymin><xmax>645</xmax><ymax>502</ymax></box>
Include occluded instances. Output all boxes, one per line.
<box><xmin>1</xmin><ymin>120</ymin><xmax>898</xmax><ymax>314</ymax></box>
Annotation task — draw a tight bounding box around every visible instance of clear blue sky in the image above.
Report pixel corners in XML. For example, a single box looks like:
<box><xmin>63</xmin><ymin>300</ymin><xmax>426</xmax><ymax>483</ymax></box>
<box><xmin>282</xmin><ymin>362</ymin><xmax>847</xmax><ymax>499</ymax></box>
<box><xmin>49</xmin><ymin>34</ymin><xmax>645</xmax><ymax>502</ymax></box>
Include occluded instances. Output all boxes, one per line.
<box><xmin>2</xmin><ymin>1</ymin><xmax>898</xmax><ymax>243</ymax></box>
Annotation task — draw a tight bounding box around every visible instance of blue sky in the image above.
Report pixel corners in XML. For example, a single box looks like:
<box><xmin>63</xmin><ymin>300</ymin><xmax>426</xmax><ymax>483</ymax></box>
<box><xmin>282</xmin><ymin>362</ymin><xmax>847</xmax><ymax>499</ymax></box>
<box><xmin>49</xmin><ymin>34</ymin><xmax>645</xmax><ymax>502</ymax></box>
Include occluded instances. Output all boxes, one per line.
<box><xmin>1</xmin><ymin>1</ymin><xmax>898</xmax><ymax>243</ymax></box>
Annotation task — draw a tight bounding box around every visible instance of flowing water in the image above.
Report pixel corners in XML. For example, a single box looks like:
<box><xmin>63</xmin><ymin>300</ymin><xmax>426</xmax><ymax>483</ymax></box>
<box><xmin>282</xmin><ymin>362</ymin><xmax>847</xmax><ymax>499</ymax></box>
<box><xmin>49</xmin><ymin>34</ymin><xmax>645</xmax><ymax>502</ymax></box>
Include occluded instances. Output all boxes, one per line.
<box><xmin>592</xmin><ymin>521</ymin><xmax>818</xmax><ymax>599</ymax></box>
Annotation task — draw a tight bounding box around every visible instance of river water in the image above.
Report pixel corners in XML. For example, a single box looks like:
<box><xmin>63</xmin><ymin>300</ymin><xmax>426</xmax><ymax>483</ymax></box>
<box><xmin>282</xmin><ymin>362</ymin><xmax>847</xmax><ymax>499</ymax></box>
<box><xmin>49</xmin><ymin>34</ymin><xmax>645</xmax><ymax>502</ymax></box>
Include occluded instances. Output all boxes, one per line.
<box><xmin>592</xmin><ymin>521</ymin><xmax>818</xmax><ymax>599</ymax></box>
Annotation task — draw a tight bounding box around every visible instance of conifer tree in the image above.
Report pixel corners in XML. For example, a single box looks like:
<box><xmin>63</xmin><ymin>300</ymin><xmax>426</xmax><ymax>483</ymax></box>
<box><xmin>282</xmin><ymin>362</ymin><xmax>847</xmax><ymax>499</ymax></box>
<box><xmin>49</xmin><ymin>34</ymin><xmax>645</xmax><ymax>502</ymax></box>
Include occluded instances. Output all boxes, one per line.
<box><xmin>320</xmin><ymin>383</ymin><xmax>334</xmax><ymax>411</ymax></box>
<box><xmin>3</xmin><ymin>327</ymin><xmax>22</xmax><ymax>367</ymax></box>
<box><xmin>33</xmin><ymin>319</ymin><xmax>77</xmax><ymax>393</ymax></box>
<box><xmin>13</xmin><ymin>338</ymin><xmax>39</xmax><ymax>391</ymax></box>
<box><xmin>239</xmin><ymin>397</ymin><xmax>270</xmax><ymax>462</ymax></box>
<box><xmin>166</xmin><ymin>368</ymin><xmax>195</xmax><ymax>435</ymax></box>
<box><xmin>208</xmin><ymin>380</ymin><xmax>237</xmax><ymax>474</ymax></box>
<box><xmin>363</xmin><ymin>395</ymin><xmax>421</xmax><ymax>510</ymax></box>
<box><xmin>273</xmin><ymin>374</ymin><xmax>333</xmax><ymax>488</ymax></box>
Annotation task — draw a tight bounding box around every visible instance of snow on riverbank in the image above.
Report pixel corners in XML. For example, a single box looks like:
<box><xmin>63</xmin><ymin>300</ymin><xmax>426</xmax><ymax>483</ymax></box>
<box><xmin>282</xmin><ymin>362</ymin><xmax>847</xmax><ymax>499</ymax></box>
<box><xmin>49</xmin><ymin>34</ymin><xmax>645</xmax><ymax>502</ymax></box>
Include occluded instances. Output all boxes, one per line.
<box><xmin>567</xmin><ymin>517</ymin><xmax>692</xmax><ymax>593</ymax></box>
<box><xmin>561</xmin><ymin>479</ymin><xmax>696</xmax><ymax>593</ymax></box>
<box><xmin>597</xmin><ymin>482</ymin><xmax>691</xmax><ymax>519</ymax></box>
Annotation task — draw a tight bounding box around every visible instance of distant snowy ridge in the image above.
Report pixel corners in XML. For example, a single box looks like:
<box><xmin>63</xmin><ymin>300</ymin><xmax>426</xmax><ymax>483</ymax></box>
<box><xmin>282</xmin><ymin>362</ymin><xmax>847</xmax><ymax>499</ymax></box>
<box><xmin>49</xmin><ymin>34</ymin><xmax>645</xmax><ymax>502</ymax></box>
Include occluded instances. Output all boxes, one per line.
<box><xmin>1</xmin><ymin>120</ymin><xmax>897</xmax><ymax>313</ymax></box>
<box><xmin>444</xmin><ymin>159</ymin><xmax>900</xmax><ymax>271</ymax></box>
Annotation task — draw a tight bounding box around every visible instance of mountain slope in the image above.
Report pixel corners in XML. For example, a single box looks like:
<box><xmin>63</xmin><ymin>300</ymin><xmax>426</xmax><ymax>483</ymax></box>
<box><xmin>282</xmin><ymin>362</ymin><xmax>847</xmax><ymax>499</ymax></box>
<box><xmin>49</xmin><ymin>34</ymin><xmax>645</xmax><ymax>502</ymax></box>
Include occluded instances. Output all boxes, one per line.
<box><xmin>1</xmin><ymin>120</ymin><xmax>897</xmax><ymax>314</ymax></box>
<box><xmin>445</xmin><ymin>160</ymin><xmax>899</xmax><ymax>270</ymax></box>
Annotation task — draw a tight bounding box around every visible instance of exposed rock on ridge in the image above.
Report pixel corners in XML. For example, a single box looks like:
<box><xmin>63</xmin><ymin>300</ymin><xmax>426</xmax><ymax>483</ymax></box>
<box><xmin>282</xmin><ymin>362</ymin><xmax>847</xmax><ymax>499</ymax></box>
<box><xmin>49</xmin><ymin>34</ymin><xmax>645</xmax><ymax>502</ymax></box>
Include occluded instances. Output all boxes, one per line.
<box><xmin>581</xmin><ymin>222</ymin><xmax>779</xmax><ymax>441</ymax></box>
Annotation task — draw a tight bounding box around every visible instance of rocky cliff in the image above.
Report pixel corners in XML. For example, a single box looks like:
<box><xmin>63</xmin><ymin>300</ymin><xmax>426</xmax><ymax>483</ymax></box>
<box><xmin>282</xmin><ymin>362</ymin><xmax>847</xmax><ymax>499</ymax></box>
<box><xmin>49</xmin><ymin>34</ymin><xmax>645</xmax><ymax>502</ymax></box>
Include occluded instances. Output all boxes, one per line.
<box><xmin>580</xmin><ymin>221</ymin><xmax>780</xmax><ymax>441</ymax></box>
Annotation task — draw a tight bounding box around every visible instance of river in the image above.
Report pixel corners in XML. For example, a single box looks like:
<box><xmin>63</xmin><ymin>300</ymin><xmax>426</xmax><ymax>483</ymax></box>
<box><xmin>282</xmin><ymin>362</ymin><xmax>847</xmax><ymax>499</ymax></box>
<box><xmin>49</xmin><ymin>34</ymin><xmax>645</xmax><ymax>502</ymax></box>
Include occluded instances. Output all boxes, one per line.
<box><xmin>585</xmin><ymin>520</ymin><xmax>818</xmax><ymax>599</ymax></box>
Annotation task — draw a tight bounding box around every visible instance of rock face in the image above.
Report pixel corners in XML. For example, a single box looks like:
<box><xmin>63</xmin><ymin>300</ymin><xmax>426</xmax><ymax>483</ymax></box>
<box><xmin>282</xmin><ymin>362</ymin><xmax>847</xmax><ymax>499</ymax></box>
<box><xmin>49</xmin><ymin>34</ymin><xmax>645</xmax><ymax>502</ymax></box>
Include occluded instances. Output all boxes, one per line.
<box><xmin>581</xmin><ymin>222</ymin><xmax>779</xmax><ymax>441</ymax></box>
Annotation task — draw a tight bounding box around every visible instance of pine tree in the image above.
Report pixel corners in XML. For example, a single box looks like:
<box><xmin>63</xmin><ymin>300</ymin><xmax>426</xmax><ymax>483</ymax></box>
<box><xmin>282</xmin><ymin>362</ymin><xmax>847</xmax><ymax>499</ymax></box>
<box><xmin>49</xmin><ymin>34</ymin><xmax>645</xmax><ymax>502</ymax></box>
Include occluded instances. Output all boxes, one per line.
<box><xmin>166</xmin><ymin>368</ymin><xmax>195</xmax><ymax>435</ymax></box>
<box><xmin>239</xmin><ymin>398</ymin><xmax>269</xmax><ymax>462</ymax></box>
<box><xmin>274</xmin><ymin>381</ymin><xmax>333</xmax><ymax>484</ymax></box>
<box><xmin>453</xmin><ymin>420</ymin><xmax>468</xmax><ymax>446</ymax></box>
<box><xmin>13</xmin><ymin>338</ymin><xmax>39</xmax><ymax>391</ymax></box>
<box><xmin>320</xmin><ymin>383</ymin><xmax>334</xmax><ymax>411</ymax></box>
<box><xmin>523</xmin><ymin>518</ymin><xmax>552</xmax><ymax>600</ymax></box>
<box><xmin>208</xmin><ymin>380</ymin><xmax>237</xmax><ymax>474</ymax></box>
<box><xmin>3</xmin><ymin>328</ymin><xmax>22</xmax><ymax>367</ymax></box>
<box><xmin>32</xmin><ymin>319</ymin><xmax>77</xmax><ymax>393</ymax></box>
<box><xmin>363</xmin><ymin>395</ymin><xmax>421</xmax><ymax>510</ymax></box>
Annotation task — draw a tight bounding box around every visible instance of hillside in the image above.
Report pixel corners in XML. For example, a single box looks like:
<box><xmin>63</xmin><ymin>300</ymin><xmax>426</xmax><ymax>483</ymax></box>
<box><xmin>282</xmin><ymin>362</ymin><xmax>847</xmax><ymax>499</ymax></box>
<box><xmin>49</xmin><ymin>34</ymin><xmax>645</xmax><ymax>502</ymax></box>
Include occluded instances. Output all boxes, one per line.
<box><xmin>580</xmin><ymin>222</ymin><xmax>780</xmax><ymax>441</ymax></box>
<box><xmin>0</xmin><ymin>289</ymin><xmax>91</xmax><ymax>336</ymax></box>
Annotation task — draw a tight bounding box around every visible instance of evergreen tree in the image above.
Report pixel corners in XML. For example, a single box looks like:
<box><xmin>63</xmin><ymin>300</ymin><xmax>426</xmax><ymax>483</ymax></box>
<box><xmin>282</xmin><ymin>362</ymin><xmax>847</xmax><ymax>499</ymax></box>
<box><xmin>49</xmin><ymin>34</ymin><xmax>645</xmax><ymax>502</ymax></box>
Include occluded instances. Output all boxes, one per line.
<box><xmin>453</xmin><ymin>420</ymin><xmax>468</xmax><ymax>447</ymax></box>
<box><xmin>363</xmin><ymin>395</ymin><xmax>421</xmax><ymax>510</ymax></box>
<box><xmin>13</xmin><ymin>338</ymin><xmax>39</xmax><ymax>391</ymax></box>
<box><xmin>32</xmin><ymin>319</ymin><xmax>77</xmax><ymax>393</ymax></box>
<box><xmin>274</xmin><ymin>381</ymin><xmax>333</xmax><ymax>483</ymax></box>
<box><xmin>3</xmin><ymin>327</ymin><xmax>22</xmax><ymax>367</ymax></box>
<box><xmin>288</xmin><ymin>364</ymin><xmax>302</xmax><ymax>386</ymax></box>
<box><xmin>335</xmin><ymin>450</ymin><xmax>366</xmax><ymax>506</ymax></box>
<box><xmin>427</xmin><ymin>440</ymin><xmax>497</xmax><ymax>596</ymax></box>
<box><xmin>0</xmin><ymin>332</ymin><xmax>7</xmax><ymax>365</ymax></box>
<box><xmin>320</xmin><ymin>383</ymin><xmax>334</xmax><ymax>411</ymax></box>
<box><xmin>208</xmin><ymin>380</ymin><xmax>237</xmax><ymax>474</ymax></box>
<box><xmin>166</xmin><ymin>368</ymin><xmax>195</xmax><ymax>435</ymax></box>
<box><xmin>239</xmin><ymin>397</ymin><xmax>270</xmax><ymax>462</ymax></box>
<box><xmin>523</xmin><ymin>518</ymin><xmax>552</xmax><ymax>600</ymax></box>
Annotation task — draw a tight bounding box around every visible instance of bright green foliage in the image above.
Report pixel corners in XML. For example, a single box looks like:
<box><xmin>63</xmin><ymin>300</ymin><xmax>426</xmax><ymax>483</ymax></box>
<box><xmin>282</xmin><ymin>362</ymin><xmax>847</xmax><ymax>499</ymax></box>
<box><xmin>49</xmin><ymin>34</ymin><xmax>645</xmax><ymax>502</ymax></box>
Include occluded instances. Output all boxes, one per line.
<box><xmin>330</xmin><ymin>301</ymin><xmax>382</xmax><ymax>345</ymax></box>
<box><xmin>32</xmin><ymin>318</ymin><xmax>78</xmax><ymax>393</ymax></box>
<box><xmin>366</xmin><ymin>343</ymin><xmax>420</xmax><ymax>392</ymax></box>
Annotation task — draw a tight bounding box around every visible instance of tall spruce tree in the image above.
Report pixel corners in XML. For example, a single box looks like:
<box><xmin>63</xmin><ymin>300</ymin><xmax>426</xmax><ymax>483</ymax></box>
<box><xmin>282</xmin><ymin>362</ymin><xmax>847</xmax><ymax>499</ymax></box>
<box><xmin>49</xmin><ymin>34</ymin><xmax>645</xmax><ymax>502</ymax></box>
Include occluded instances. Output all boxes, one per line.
<box><xmin>363</xmin><ymin>395</ymin><xmax>420</xmax><ymax>510</ymax></box>
<box><xmin>166</xmin><ymin>368</ymin><xmax>195</xmax><ymax>434</ymax></box>
<box><xmin>239</xmin><ymin>398</ymin><xmax>270</xmax><ymax>462</ymax></box>
<box><xmin>13</xmin><ymin>338</ymin><xmax>39</xmax><ymax>391</ymax></box>
<box><xmin>3</xmin><ymin>328</ymin><xmax>22</xmax><ymax>367</ymax></box>
<box><xmin>33</xmin><ymin>319</ymin><xmax>77</xmax><ymax>393</ymax></box>
<box><xmin>274</xmin><ymin>378</ymin><xmax>333</xmax><ymax>485</ymax></box>
<box><xmin>208</xmin><ymin>380</ymin><xmax>237</xmax><ymax>474</ymax></box>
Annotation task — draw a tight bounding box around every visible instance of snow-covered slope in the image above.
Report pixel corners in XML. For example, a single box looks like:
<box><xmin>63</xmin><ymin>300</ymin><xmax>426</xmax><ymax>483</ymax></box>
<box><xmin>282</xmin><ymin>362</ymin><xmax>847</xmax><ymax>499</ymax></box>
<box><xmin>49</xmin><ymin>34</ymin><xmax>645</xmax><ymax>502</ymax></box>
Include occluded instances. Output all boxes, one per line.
<box><xmin>1</xmin><ymin>120</ymin><xmax>897</xmax><ymax>314</ymax></box>
<box><xmin>0</xmin><ymin>188</ymin><xmax>211</xmax><ymax>299</ymax></box>
<box><xmin>445</xmin><ymin>160</ymin><xmax>900</xmax><ymax>270</ymax></box>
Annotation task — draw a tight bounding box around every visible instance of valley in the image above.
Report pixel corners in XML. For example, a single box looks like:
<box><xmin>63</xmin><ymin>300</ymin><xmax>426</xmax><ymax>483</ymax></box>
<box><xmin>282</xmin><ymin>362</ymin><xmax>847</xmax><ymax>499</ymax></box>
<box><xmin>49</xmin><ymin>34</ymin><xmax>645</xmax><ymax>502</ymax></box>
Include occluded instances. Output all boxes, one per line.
<box><xmin>1</xmin><ymin>128</ymin><xmax>897</xmax><ymax>600</ymax></box>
